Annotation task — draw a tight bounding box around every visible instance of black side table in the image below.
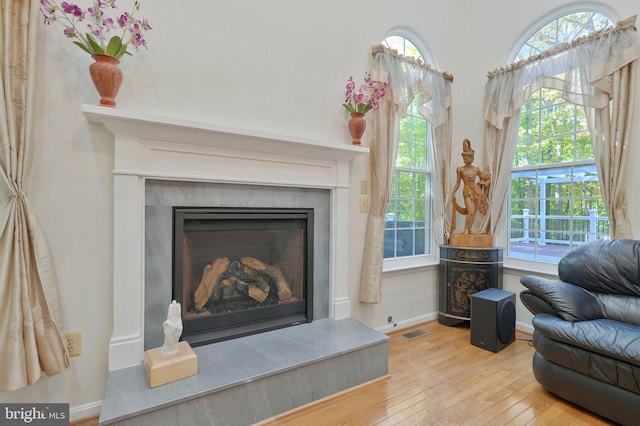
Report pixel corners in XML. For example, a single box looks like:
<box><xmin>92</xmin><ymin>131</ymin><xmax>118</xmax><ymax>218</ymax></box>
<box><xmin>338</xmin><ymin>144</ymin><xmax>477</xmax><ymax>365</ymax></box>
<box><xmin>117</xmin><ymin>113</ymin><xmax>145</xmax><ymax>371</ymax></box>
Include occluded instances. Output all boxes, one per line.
<box><xmin>438</xmin><ymin>245</ymin><xmax>504</xmax><ymax>326</ymax></box>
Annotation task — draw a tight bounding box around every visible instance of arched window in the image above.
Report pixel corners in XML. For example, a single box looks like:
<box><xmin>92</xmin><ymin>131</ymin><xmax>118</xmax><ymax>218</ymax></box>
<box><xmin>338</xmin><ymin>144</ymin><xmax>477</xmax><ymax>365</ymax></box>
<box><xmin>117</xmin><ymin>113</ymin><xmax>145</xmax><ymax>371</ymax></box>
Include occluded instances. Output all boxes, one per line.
<box><xmin>514</xmin><ymin>11</ymin><xmax>614</xmax><ymax>60</ymax></box>
<box><xmin>508</xmin><ymin>10</ymin><xmax>614</xmax><ymax>263</ymax></box>
<box><xmin>381</xmin><ymin>33</ymin><xmax>433</xmax><ymax>264</ymax></box>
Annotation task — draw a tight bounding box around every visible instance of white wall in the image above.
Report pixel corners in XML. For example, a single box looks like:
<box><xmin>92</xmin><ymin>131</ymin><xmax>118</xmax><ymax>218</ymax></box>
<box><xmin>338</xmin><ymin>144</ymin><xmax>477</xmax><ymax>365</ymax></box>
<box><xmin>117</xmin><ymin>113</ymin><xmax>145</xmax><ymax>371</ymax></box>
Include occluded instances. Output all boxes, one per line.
<box><xmin>4</xmin><ymin>0</ymin><xmax>639</xmax><ymax>419</ymax></box>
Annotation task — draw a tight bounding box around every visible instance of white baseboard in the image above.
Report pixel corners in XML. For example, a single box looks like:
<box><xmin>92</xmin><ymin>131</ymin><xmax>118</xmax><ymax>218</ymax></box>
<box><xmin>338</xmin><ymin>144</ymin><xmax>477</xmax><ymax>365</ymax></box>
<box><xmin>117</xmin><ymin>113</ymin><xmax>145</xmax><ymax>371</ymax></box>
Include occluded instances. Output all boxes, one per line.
<box><xmin>376</xmin><ymin>313</ymin><xmax>535</xmax><ymax>337</ymax></box>
<box><xmin>516</xmin><ymin>320</ymin><xmax>534</xmax><ymax>335</ymax></box>
<box><xmin>70</xmin><ymin>400</ymin><xmax>102</xmax><ymax>422</ymax></box>
<box><xmin>376</xmin><ymin>312</ymin><xmax>438</xmax><ymax>334</ymax></box>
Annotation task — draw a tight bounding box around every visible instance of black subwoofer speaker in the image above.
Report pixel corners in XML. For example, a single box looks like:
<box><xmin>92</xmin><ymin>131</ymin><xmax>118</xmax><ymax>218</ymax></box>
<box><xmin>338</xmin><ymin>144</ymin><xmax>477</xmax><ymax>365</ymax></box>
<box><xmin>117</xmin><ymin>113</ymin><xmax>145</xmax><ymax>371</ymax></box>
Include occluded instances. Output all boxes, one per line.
<box><xmin>470</xmin><ymin>288</ymin><xmax>516</xmax><ymax>352</ymax></box>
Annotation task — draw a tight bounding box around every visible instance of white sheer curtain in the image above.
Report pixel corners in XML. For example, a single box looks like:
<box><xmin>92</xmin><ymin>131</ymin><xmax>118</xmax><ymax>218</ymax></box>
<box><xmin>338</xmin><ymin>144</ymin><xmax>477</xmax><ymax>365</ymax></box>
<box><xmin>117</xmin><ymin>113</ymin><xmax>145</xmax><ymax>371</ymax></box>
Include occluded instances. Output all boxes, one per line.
<box><xmin>480</xmin><ymin>16</ymin><xmax>640</xmax><ymax>242</ymax></box>
<box><xmin>360</xmin><ymin>45</ymin><xmax>453</xmax><ymax>304</ymax></box>
<box><xmin>0</xmin><ymin>0</ymin><xmax>69</xmax><ymax>391</ymax></box>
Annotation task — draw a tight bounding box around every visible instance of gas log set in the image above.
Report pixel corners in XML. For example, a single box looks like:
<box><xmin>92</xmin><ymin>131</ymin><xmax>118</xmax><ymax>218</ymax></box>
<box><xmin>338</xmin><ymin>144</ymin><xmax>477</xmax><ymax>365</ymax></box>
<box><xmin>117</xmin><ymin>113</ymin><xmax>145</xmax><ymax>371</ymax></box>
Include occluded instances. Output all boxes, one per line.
<box><xmin>192</xmin><ymin>256</ymin><xmax>295</xmax><ymax>314</ymax></box>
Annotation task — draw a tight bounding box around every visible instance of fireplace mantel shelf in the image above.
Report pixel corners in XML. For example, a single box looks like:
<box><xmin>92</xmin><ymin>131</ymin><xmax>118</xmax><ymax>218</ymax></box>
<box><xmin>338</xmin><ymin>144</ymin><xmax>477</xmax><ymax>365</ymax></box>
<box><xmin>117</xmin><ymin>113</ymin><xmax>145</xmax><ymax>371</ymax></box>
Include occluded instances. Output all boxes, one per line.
<box><xmin>82</xmin><ymin>104</ymin><xmax>368</xmax><ymax>162</ymax></box>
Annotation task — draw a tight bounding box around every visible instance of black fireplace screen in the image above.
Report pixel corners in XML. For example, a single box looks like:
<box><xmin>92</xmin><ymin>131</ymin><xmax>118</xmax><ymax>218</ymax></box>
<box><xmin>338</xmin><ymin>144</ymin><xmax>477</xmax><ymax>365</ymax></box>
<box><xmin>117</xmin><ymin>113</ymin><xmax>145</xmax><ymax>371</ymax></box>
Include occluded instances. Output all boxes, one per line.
<box><xmin>173</xmin><ymin>207</ymin><xmax>314</xmax><ymax>346</ymax></box>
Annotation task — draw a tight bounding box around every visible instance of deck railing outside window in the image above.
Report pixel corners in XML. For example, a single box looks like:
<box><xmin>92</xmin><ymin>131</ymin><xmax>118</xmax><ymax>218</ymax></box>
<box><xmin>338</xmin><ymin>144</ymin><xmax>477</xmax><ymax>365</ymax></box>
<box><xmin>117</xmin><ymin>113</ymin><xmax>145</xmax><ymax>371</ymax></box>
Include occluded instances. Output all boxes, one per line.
<box><xmin>509</xmin><ymin>209</ymin><xmax>609</xmax><ymax>261</ymax></box>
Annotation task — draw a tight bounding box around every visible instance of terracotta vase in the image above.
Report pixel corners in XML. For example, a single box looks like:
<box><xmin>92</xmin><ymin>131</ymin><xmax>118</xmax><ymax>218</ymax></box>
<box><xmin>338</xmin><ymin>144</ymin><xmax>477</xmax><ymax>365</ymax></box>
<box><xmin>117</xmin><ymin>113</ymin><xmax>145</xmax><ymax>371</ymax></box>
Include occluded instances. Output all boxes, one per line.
<box><xmin>89</xmin><ymin>53</ymin><xmax>123</xmax><ymax>108</ymax></box>
<box><xmin>348</xmin><ymin>112</ymin><xmax>366</xmax><ymax>145</ymax></box>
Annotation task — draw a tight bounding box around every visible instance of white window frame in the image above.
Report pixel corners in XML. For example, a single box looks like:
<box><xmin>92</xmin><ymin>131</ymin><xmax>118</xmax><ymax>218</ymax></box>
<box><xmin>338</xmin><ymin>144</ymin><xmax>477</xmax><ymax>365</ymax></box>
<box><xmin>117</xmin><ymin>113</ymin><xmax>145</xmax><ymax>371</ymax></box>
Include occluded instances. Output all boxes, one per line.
<box><xmin>381</xmin><ymin>27</ymin><xmax>438</xmax><ymax>272</ymax></box>
<box><xmin>504</xmin><ymin>4</ymin><xmax>619</xmax><ymax>64</ymax></box>
<box><xmin>503</xmin><ymin>5</ymin><xmax>617</xmax><ymax>274</ymax></box>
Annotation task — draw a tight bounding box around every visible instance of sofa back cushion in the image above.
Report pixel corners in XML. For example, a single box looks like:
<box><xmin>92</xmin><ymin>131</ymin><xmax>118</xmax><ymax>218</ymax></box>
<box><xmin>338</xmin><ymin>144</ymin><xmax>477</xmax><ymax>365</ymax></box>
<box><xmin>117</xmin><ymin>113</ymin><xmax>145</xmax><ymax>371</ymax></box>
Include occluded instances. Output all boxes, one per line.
<box><xmin>558</xmin><ymin>239</ymin><xmax>640</xmax><ymax>296</ymax></box>
<box><xmin>594</xmin><ymin>293</ymin><xmax>640</xmax><ymax>327</ymax></box>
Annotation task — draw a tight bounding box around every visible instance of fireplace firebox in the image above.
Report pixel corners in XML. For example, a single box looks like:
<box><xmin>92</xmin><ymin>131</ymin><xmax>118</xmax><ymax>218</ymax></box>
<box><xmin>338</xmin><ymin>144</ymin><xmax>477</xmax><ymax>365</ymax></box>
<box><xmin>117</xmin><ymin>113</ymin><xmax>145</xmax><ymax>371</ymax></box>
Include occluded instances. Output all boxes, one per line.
<box><xmin>173</xmin><ymin>207</ymin><xmax>314</xmax><ymax>346</ymax></box>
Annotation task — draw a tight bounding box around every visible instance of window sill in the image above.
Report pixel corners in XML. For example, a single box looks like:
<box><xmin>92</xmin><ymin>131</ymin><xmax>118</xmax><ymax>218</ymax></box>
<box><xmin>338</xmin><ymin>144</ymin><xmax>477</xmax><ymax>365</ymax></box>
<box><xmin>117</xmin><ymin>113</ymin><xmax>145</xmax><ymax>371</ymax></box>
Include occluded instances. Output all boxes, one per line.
<box><xmin>503</xmin><ymin>256</ymin><xmax>558</xmax><ymax>277</ymax></box>
<box><xmin>382</xmin><ymin>255</ymin><xmax>439</xmax><ymax>276</ymax></box>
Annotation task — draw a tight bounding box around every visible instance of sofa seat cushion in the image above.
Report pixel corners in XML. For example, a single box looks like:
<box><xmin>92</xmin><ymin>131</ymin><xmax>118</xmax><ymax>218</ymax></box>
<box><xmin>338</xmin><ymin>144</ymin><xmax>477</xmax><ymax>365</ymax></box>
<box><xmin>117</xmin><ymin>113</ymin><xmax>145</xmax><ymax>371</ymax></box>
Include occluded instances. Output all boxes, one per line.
<box><xmin>534</xmin><ymin>332</ymin><xmax>640</xmax><ymax>395</ymax></box>
<box><xmin>533</xmin><ymin>314</ymin><xmax>640</xmax><ymax>366</ymax></box>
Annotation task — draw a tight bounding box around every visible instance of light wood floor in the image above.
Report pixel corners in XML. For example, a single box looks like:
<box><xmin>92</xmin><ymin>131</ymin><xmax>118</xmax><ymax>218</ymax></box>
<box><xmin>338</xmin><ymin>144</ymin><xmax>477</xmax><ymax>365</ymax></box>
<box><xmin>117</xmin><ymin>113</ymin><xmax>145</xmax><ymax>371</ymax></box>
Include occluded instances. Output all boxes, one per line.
<box><xmin>259</xmin><ymin>321</ymin><xmax>614</xmax><ymax>426</ymax></box>
<box><xmin>76</xmin><ymin>321</ymin><xmax>614</xmax><ymax>426</ymax></box>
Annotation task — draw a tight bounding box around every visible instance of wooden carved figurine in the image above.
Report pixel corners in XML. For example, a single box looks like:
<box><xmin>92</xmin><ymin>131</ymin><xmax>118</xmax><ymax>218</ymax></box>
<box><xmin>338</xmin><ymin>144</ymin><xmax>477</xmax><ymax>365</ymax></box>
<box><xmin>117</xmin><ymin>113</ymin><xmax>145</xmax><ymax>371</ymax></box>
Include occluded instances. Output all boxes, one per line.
<box><xmin>451</xmin><ymin>139</ymin><xmax>490</xmax><ymax>236</ymax></box>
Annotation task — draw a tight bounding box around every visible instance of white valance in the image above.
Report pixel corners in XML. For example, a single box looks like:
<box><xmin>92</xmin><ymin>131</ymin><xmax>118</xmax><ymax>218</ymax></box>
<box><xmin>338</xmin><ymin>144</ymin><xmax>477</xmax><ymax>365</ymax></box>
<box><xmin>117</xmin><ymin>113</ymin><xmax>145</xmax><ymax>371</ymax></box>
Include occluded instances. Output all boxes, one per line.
<box><xmin>370</xmin><ymin>45</ymin><xmax>453</xmax><ymax>127</ymax></box>
<box><xmin>484</xmin><ymin>16</ymin><xmax>640</xmax><ymax>129</ymax></box>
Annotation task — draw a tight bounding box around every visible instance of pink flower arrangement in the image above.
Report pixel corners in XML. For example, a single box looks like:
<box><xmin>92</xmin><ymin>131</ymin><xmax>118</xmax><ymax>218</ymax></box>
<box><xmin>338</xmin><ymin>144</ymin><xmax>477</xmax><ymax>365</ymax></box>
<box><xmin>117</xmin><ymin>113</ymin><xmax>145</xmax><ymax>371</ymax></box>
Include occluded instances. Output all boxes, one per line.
<box><xmin>343</xmin><ymin>73</ymin><xmax>390</xmax><ymax>114</ymax></box>
<box><xmin>40</xmin><ymin>0</ymin><xmax>151</xmax><ymax>60</ymax></box>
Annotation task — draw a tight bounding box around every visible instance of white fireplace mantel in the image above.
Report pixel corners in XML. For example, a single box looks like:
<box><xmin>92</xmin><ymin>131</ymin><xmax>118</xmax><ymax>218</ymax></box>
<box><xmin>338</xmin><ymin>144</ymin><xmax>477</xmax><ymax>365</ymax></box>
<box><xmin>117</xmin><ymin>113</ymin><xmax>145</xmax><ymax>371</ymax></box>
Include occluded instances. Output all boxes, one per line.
<box><xmin>82</xmin><ymin>104</ymin><xmax>368</xmax><ymax>371</ymax></box>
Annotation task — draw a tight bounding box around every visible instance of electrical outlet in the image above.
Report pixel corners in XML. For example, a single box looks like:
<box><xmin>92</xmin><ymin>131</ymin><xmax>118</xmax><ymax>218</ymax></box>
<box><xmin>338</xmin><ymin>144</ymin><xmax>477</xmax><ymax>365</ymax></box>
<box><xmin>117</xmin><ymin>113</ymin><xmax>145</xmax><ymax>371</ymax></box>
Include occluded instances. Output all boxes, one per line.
<box><xmin>387</xmin><ymin>316</ymin><xmax>397</xmax><ymax>327</ymax></box>
<box><xmin>359</xmin><ymin>197</ymin><xmax>368</xmax><ymax>213</ymax></box>
<box><xmin>65</xmin><ymin>332</ymin><xmax>82</xmax><ymax>357</ymax></box>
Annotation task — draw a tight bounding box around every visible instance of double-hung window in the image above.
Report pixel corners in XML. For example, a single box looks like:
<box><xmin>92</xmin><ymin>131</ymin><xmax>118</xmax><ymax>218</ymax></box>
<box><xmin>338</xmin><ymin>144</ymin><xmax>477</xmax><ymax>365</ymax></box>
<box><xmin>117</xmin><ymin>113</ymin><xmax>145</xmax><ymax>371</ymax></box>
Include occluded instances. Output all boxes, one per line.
<box><xmin>381</xmin><ymin>35</ymin><xmax>432</xmax><ymax>266</ymax></box>
<box><xmin>508</xmin><ymin>11</ymin><xmax>613</xmax><ymax>263</ymax></box>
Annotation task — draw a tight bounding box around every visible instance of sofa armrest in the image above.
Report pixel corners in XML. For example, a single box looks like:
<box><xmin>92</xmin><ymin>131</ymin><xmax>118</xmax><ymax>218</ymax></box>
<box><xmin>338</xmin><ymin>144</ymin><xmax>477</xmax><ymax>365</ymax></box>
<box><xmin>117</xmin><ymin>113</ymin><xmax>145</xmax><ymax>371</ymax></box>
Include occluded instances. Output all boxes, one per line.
<box><xmin>520</xmin><ymin>276</ymin><xmax>603</xmax><ymax>322</ymax></box>
<box><xmin>520</xmin><ymin>289</ymin><xmax>559</xmax><ymax>317</ymax></box>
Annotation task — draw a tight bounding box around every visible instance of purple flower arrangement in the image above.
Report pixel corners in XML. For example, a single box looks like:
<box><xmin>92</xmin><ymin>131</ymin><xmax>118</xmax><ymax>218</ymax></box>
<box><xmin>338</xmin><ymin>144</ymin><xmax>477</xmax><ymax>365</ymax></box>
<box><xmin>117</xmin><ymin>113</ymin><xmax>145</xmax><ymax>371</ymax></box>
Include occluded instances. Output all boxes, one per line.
<box><xmin>40</xmin><ymin>0</ymin><xmax>152</xmax><ymax>60</ymax></box>
<box><xmin>342</xmin><ymin>73</ymin><xmax>390</xmax><ymax>114</ymax></box>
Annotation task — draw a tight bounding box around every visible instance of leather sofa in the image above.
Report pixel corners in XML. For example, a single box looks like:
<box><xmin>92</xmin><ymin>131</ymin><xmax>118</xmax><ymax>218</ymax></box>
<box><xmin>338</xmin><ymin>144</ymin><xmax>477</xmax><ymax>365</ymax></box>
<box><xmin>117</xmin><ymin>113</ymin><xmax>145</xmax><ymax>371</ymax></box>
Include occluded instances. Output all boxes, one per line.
<box><xmin>520</xmin><ymin>239</ymin><xmax>640</xmax><ymax>425</ymax></box>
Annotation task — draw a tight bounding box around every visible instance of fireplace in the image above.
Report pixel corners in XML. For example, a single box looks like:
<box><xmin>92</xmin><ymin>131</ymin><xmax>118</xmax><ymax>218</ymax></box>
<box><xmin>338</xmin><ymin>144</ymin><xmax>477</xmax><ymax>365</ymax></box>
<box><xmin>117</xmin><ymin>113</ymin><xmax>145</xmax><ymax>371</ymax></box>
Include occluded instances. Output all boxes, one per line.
<box><xmin>82</xmin><ymin>104</ymin><xmax>368</xmax><ymax>370</ymax></box>
<box><xmin>174</xmin><ymin>207</ymin><xmax>314</xmax><ymax>345</ymax></box>
<box><xmin>86</xmin><ymin>106</ymin><xmax>389</xmax><ymax>426</ymax></box>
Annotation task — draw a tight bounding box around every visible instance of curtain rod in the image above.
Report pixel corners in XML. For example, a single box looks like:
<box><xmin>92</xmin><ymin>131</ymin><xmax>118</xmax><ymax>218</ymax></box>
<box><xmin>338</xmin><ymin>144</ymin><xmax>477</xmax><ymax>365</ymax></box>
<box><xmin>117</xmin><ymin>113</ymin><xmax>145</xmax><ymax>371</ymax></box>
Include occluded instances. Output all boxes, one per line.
<box><xmin>486</xmin><ymin>15</ymin><xmax>637</xmax><ymax>79</ymax></box>
<box><xmin>371</xmin><ymin>44</ymin><xmax>454</xmax><ymax>83</ymax></box>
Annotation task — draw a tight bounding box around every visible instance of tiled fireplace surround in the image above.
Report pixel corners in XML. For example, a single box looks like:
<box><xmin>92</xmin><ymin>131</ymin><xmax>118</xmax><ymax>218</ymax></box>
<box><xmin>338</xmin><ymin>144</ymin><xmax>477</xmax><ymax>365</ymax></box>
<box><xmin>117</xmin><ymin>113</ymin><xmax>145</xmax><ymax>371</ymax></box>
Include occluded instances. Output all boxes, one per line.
<box><xmin>82</xmin><ymin>105</ymin><xmax>389</xmax><ymax>425</ymax></box>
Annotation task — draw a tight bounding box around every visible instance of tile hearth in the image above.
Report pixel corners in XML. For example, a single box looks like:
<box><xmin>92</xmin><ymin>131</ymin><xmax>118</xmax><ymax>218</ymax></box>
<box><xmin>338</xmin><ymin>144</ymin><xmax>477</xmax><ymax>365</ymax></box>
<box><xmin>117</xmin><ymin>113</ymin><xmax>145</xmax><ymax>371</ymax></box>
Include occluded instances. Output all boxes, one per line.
<box><xmin>99</xmin><ymin>319</ymin><xmax>388</xmax><ymax>425</ymax></box>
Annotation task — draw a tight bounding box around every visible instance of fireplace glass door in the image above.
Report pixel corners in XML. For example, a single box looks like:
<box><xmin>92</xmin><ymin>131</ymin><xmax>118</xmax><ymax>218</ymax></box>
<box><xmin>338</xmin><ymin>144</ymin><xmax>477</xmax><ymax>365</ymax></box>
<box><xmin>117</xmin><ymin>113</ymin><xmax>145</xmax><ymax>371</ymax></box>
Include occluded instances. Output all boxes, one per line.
<box><xmin>173</xmin><ymin>207</ymin><xmax>313</xmax><ymax>346</ymax></box>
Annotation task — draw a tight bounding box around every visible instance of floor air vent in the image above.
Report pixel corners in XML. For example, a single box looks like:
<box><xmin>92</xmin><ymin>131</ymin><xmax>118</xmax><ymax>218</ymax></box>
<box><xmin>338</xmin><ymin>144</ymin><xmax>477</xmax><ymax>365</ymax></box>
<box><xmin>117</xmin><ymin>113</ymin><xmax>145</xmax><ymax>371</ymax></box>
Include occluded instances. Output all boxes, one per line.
<box><xmin>401</xmin><ymin>329</ymin><xmax>429</xmax><ymax>340</ymax></box>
